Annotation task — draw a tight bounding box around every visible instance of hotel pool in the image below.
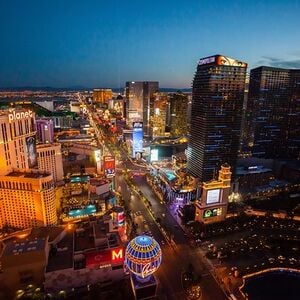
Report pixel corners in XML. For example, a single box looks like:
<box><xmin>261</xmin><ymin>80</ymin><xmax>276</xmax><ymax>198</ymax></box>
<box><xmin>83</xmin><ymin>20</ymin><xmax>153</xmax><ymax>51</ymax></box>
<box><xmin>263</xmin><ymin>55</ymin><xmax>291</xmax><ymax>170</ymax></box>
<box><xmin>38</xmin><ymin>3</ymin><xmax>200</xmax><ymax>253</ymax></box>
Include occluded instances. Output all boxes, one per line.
<box><xmin>161</xmin><ymin>169</ymin><xmax>177</xmax><ymax>181</ymax></box>
<box><xmin>242</xmin><ymin>270</ymin><xmax>300</xmax><ymax>300</ymax></box>
<box><xmin>68</xmin><ymin>204</ymin><xmax>96</xmax><ymax>217</ymax></box>
<box><xmin>70</xmin><ymin>175</ymin><xmax>90</xmax><ymax>183</ymax></box>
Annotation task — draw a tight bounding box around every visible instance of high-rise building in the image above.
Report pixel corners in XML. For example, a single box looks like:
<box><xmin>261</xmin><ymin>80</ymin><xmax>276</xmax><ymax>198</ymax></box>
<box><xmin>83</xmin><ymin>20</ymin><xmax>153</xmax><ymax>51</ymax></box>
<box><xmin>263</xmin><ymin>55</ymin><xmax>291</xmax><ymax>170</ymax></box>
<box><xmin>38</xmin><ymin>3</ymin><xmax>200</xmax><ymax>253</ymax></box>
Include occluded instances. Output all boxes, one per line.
<box><xmin>187</xmin><ymin>55</ymin><xmax>247</xmax><ymax>182</ymax></box>
<box><xmin>0</xmin><ymin>170</ymin><xmax>57</xmax><ymax>229</ymax></box>
<box><xmin>168</xmin><ymin>92</ymin><xmax>188</xmax><ymax>137</ymax></box>
<box><xmin>152</xmin><ymin>93</ymin><xmax>168</xmax><ymax>137</ymax></box>
<box><xmin>93</xmin><ymin>89</ymin><xmax>113</xmax><ymax>104</ymax></box>
<box><xmin>0</xmin><ymin>109</ymin><xmax>57</xmax><ymax>230</ymax></box>
<box><xmin>125</xmin><ymin>81</ymin><xmax>159</xmax><ymax>136</ymax></box>
<box><xmin>36</xmin><ymin>118</ymin><xmax>54</xmax><ymax>144</ymax></box>
<box><xmin>247</xmin><ymin>66</ymin><xmax>300</xmax><ymax>159</ymax></box>
<box><xmin>0</xmin><ymin>109</ymin><xmax>37</xmax><ymax>175</ymax></box>
<box><xmin>37</xmin><ymin>143</ymin><xmax>64</xmax><ymax>182</ymax></box>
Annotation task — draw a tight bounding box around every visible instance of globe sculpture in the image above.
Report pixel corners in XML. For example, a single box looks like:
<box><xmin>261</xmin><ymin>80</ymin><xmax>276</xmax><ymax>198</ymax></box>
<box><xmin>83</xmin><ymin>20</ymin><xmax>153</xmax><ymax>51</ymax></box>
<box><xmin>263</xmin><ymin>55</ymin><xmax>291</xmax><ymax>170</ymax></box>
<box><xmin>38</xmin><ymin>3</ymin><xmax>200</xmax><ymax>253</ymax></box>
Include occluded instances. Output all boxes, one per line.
<box><xmin>125</xmin><ymin>235</ymin><xmax>162</xmax><ymax>281</ymax></box>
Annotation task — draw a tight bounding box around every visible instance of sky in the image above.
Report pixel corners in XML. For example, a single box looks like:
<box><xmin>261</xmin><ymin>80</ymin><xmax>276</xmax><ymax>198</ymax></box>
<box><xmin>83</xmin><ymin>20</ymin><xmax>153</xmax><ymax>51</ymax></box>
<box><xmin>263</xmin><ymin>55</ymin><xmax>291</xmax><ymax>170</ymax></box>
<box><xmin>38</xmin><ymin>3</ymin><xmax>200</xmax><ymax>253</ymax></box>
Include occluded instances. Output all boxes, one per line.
<box><xmin>0</xmin><ymin>0</ymin><xmax>300</xmax><ymax>88</ymax></box>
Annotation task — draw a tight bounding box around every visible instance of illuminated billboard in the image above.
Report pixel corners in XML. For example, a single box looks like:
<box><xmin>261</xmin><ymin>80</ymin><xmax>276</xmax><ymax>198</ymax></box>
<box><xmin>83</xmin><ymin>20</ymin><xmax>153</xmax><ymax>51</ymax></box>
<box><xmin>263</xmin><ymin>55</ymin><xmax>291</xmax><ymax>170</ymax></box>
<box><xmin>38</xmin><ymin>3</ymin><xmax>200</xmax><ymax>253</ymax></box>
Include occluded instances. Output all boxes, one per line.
<box><xmin>26</xmin><ymin>136</ymin><xmax>37</xmax><ymax>168</ymax></box>
<box><xmin>104</xmin><ymin>156</ymin><xmax>115</xmax><ymax>177</ymax></box>
<box><xmin>150</xmin><ymin>149</ymin><xmax>159</xmax><ymax>162</ymax></box>
<box><xmin>203</xmin><ymin>207</ymin><xmax>222</xmax><ymax>218</ymax></box>
<box><xmin>94</xmin><ymin>149</ymin><xmax>101</xmax><ymax>162</ymax></box>
<box><xmin>206</xmin><ymin>189</ymin><xmax>221</xmax><ymax>204</ymax></box>
<box><xmin>216</xmin><ymin>55</ymin><xmax>247</xmax><ymax>68</ymax></box>
<box><xmin>117</xmin><ymin>211</ymin><xmax>125</xmax><ymax>227</ymax></box>
<box><xmin>198</xmin><ymin>55</ymin><xmax>247</xmax><ymax>68</ymax></box>
<box><xmin>86</xmin><ymin>247</ymin><xmax>124</xmax><ymax>267</ymax></box>
<box><xmin>132</xmin><ymin>122</ymin><xmax>143</xmax><ymax>158</ymax></box>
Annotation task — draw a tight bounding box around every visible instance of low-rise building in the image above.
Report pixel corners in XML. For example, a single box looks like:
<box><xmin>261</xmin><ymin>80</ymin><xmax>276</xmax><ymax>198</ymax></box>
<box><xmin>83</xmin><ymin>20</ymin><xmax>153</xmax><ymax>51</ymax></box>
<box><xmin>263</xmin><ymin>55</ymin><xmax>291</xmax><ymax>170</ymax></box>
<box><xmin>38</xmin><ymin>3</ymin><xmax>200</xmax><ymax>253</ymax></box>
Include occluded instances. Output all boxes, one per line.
<box><xmin>195</xmin><ymin>164</ymin><xmax>231</xmax><ymax>224</ymax></box>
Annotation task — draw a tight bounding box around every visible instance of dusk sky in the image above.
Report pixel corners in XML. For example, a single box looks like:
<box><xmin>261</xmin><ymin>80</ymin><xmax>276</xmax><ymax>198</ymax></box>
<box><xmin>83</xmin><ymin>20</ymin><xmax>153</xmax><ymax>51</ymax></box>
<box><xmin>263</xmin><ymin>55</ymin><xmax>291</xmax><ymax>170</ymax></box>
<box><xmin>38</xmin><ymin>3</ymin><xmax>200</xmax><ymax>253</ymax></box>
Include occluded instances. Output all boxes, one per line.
<box><xmin>1</xmin><ymin>0</ymin><xmax>300</xmax><ymax>88</ymax></box>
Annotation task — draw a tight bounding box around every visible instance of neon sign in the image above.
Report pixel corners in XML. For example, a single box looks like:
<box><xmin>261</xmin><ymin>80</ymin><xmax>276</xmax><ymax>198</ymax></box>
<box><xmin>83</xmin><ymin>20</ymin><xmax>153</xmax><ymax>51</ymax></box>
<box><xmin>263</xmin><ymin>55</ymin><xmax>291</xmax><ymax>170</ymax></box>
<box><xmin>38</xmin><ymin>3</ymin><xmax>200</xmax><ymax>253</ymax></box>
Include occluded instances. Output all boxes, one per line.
<box><xmin>112</xmin><ymin>248</ymin><xmax>123</xmax><ymax>261</ymax></box>
<box><xmin>141</xmin><ymin>262</ymin><xmax>157</xmax><ymax>278</ymax></box>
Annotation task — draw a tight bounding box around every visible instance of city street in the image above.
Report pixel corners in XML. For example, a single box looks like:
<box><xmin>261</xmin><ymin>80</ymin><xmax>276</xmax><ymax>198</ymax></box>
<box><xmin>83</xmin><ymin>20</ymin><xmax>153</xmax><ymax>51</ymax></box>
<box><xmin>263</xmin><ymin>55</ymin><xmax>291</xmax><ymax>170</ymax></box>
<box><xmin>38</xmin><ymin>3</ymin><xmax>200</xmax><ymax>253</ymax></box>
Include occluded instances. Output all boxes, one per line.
<box><xmin>85</xmin><ymin>102</ymin><xmax>227</xmax><ymax>300</ymax></box>
<box><xmin>114</xmin><ymin>147</ymin><xmax>226</xmax><ymax>300</ymax></box>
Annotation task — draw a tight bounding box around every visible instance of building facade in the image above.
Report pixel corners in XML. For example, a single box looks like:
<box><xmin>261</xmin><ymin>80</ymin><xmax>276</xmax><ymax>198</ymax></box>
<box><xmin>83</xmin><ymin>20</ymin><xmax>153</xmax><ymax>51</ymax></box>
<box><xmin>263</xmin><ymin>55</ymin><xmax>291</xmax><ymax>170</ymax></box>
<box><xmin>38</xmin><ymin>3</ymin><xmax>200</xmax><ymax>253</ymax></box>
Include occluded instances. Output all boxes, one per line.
<box><xmin>0</xmin><ymin>171</ymin><xmax>57</xmax><ymax>229</ymax></box>
<box><xmin>36</xmin><ymin>118</ymin><xmax>54</xmax><ymax>144</ymax></box>
<box><xmin>151</xmin><ymin>92</ymin><xmax>168</xmax><ymax>137</ymax></box>
<box><xmin>187</xmin><ymin>55</ymin><xmax>247</xmax><ymax>182</ymax></box>
<box><xmin>247</xmin><ymin>67</ymin><xmax>300</xmax><ymax>160</ymax></box>
<box><xmin>93</xmin><ymin>89</ymin><xmax>113</xmax><ymax>104</ymax></box>
<box><xmin>125</xmin><ymin>81</ymin><xmax>159</xmax><ymax>136</ymax></box>
<box><xmin>37</xmin><ymin>143</ymin><xmax>64</xmax><ymax>182</ymax></box>
<box><xmin>168</xmin><ymin>92</ymin><xmax>188</xmax><ymax>137</ymax></box>
<box><xmin>195</xmin><ymin>164</ymin><xmax>231</xmax><ymax>224</ymax></box>
<box><xmin>0</xmin><ymin>109</ymin><xmax>37</xmax><ymax>176</ymax></box>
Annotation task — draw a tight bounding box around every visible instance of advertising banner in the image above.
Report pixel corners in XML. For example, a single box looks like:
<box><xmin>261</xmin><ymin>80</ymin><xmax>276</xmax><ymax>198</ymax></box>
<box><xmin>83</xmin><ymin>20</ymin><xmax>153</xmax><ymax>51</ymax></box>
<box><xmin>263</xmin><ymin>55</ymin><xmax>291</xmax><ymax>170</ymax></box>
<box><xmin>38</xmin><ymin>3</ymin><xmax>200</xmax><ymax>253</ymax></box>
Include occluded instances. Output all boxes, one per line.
<box><xmin>206</xmin><ymin>189</ymin><xmax>221</xmax><ymax>204</ymax></box>
<box><xmin>150</xmin><ymin>148</ymin><xmax>159</xmax><ymax>162</ymax></box>
<box><xmin>104</xmin><ymin>156</ymin><xmax>115</xmax><ymax>176</ymax></box>
<box><xmin>26</xmin><ymin>135</ymin><xmax>37</xmax><ymax>168</ymax></box>
<box><xmin>132</xmin><ymin>122</ymin><xmax>143</xmax><ymax>158</ymax></box>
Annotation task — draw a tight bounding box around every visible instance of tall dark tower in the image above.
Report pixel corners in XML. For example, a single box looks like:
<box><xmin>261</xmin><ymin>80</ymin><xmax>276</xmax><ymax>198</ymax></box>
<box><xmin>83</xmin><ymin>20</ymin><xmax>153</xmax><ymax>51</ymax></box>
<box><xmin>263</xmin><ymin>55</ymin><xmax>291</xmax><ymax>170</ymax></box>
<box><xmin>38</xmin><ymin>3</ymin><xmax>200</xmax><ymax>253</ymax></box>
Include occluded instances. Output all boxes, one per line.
<box><xmin>187</xmin><ymin>55</ymin><xmax>247</xmax><ymax>182</ymax></box>
<box><xmin>247</xmin><ymin>66</ymin><xmax>300</xmax><ymax>160</ymax></box>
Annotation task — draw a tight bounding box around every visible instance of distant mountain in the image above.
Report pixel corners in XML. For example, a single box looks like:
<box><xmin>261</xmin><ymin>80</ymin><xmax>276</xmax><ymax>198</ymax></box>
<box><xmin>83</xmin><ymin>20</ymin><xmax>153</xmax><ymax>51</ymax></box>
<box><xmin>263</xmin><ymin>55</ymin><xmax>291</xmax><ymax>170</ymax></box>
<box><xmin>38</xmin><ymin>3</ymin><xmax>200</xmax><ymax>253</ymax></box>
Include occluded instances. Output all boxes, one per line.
<box><xmin>0</xmin><ymin>86</ymin><xmax>91</xmax><ymax>92</ymax></box>
<box><xmin>0</xmin><ymin>86</ymin><xmax>192</xmax><ymax>93</ymax></box>
<box><xmin>158</xmin><ymin>88</ymin><xmax>192</xmax><ymax>93</ymax></box>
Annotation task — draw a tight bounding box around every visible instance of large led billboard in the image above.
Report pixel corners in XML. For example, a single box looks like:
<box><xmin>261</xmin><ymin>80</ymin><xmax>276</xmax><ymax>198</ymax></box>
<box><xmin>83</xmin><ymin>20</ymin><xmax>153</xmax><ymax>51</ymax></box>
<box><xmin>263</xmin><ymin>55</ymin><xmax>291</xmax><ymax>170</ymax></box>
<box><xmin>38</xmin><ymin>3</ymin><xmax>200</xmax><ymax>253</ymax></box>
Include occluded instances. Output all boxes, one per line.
<box><xmin>132</xmin><ymin>122</ymin><xmax>143</xmax><ymax>158</ymax></box>
<box><xmin>206</xmin><ymin>189</ymin><xmax>220</xmax><ymax>204</ymax></box>
<box><xmin>198</xmin><ymin>55</ymin><xmax>247</xmax><ymax>68</ymax></box>
<box><xmin>216</xmin><ymin>55</ymin><xmax>247</xmax><ymax>68</ymax></box>
<box><xmin>104</xmin><ymin>156</ymin><xmax>115</xmax><ymax>177</ymax></box>
<box><xmin>26</xmin><ymin>135</ymin><xmax>37</xmax><ymax>168</ymax></box>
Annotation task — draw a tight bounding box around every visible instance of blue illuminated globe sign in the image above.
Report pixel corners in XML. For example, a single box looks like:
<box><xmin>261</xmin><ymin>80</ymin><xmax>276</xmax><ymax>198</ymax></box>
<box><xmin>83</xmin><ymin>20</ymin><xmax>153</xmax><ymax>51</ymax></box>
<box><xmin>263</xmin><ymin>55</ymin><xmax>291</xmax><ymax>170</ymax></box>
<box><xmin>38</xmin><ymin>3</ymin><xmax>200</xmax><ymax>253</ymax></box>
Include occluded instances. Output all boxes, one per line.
<box><xmin>125</xmin><ymin>235</ymin><xmax>162</xmax><ymax>279</ymax></box>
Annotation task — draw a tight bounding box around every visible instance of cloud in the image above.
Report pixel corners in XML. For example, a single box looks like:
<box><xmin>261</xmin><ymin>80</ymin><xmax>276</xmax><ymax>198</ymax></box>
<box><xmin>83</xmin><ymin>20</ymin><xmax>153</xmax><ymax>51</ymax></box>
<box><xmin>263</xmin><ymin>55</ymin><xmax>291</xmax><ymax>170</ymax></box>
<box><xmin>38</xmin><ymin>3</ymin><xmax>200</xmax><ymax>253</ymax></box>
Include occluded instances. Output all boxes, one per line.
<box><xmin>256</xmin><ymin>56</ymin><xmax>300</xmax><ymax>69</ymax></box>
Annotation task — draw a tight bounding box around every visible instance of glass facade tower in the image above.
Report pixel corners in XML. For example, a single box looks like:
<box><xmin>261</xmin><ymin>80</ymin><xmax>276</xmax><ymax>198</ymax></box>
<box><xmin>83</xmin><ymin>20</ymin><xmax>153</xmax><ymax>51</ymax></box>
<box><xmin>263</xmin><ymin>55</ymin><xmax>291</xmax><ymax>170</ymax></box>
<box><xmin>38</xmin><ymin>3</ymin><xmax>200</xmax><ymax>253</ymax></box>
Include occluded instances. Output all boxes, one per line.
<box><xmin>247</xmin><ymin>66</ymin><xmax>300</xmax><ymax>159</ymax></box>
<box><xmin>125</xmin><ymin>81</ymin><xmax>159</xmax><ymax>136</ymax></box>
<box><xmin>187</xmin><ymin>55</ymin><xmax>247</xmax><ymax>182</ymax></box>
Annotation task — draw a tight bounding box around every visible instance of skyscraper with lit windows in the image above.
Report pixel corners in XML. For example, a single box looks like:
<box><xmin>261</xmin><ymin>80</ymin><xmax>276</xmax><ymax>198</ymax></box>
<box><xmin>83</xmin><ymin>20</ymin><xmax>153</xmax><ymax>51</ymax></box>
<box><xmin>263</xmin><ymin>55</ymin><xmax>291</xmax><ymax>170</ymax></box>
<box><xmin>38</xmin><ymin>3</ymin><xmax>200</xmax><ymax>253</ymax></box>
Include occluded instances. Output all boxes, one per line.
<box><xmin>247</xmin><ymin>66</ymin><xmax>300</xmax><ymax>159</ymax></box>
<box><xmin>0</xmin><ymin>109</ymin><xmax>57</xmax><ymax>229</ymax></box>
<box><xmin>0</xmin><ymin>108</ymin><xmax>37</xmax><ymax>175</ymax></box>
<box><xmin>187</xmin><ymin>55</ymin><xmax>247</xmax><ymax>182</ymax></box>
<box><xmin>125</xmin><ymin>81</ymin><xmax>159</xmax><ymax>136</ymax></box>
<box><xmin>168</xmin><ymin>92</ymin><xmax>188</xmax><ymax>137</ymax></box>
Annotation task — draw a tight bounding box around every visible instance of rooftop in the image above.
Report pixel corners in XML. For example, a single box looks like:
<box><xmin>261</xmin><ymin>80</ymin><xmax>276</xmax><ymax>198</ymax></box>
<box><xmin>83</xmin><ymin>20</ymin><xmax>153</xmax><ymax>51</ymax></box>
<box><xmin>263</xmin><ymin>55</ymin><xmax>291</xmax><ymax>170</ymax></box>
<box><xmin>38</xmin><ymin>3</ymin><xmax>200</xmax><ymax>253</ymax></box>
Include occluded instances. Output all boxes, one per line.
<box><xmin>46</xmin><ymin>231</ymin><xmax>74</xmax><ymax>272</ymax></box>
<box><xmin>3</xmin><ymin>238</ymin><xmax>46</xmax><ymax>257</ymax></box>
<box><xmin>36</xmin><ymin>143</ymin><xmax>61</xmax><ymax>149</ymax></box>
<box><xmin>5</xmin><ymin>171</ymin><xmax>51</xmax><ymax>179</ymax></box>
<box><xmin>236</xmin><ymin>165</ymin><xmax>273</xmax><ymax>175</ymax></box>
<box><xmin>30</xmin><ymin>226</ymin><xmax>64</xmax><ymax>243</ymax></box>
